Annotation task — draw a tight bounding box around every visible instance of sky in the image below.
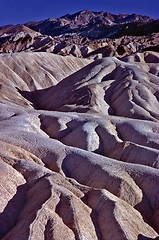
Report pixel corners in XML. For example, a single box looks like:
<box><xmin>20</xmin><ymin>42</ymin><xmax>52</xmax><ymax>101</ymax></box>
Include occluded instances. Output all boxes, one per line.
<box><xmin>1</xmin><ymin>0</ymin><xmax>159</xmax><ymax>26</ymax></box>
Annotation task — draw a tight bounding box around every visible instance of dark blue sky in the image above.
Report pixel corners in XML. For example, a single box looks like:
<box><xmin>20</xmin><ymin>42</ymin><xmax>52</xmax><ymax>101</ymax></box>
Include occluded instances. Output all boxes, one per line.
<box><xmin>1</xmin><ymin>0</ymin><xmax>159</xmax><ymax>26</ymax></box>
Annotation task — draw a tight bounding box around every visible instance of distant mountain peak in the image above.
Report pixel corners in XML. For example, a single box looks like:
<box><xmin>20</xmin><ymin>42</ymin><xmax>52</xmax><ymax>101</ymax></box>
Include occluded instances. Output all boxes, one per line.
<box><xmin>24</xmin><ymin>10</ymin><xmax>158</xmax><ymax>38</ymax></box>
<box><xmin>0</xmin><ymin>9</ymin><xmax>158</xmax><ymax>56</ymax></box>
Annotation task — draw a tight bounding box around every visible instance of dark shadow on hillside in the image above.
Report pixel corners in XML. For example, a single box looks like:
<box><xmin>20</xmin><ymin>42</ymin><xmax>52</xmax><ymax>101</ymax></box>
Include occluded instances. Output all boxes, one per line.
<box><xmin>16</xmin><ymin>87</ymin><xmax>35</xmax><ymax>106</ymax></box>
<box><xmin>138</xmin><ymin>234</ymin><xmax>159</xmax><ymax>240</ymax></box>
<box><xmin>0</xmin><ymin>183</ymin><xmax>28</xmax><ymax>238</ymax></box>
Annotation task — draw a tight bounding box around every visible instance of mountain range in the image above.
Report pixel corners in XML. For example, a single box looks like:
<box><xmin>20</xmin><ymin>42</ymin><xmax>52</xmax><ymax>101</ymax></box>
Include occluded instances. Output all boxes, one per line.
<box><xmin>0</xmin><ymin>10</ymin><xmax>159</xmax><ymax>58</ymax></box>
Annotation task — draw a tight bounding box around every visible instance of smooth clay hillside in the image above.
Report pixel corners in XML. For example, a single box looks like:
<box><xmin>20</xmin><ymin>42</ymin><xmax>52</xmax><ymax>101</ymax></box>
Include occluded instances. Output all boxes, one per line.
<box><xmin>0</xmin><ymin>10</ymin><xmax>159</xmax><ymax>240</ymax></box>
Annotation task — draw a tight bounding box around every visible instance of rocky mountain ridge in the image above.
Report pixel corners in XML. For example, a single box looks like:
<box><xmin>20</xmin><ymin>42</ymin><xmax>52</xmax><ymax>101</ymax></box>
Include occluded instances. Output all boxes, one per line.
<box><xmin>0</xmin><ymin>10</ymin><xmax>158</xmax><ymax>59</ymax></box>
<box><xmin>26</xmin><ymin>10</ymin><xmax>157</xmax><ymax>37</ymax></box>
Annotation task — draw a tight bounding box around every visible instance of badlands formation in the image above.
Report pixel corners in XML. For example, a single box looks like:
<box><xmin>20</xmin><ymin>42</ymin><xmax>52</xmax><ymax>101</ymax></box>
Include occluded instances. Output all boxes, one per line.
<box><xmin>0</xmin><ymin>10</ymin><xmax>159</xmax><ymax>240</ymax></box>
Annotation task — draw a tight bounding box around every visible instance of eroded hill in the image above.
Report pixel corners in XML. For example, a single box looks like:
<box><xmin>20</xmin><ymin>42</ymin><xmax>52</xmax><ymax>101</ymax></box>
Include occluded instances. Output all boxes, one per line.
<box><xmin>0</xmin><ymin>10</ymin><xmax>159</xmax><ymax>240</ymax></box>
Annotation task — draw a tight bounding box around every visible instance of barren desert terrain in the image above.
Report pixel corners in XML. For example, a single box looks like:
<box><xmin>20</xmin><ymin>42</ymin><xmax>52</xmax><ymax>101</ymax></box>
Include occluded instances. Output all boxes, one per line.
<box><xmin>0</xmin><ymin>10</ymin><xmax>159</xmax><ymax>240</ymax></box>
